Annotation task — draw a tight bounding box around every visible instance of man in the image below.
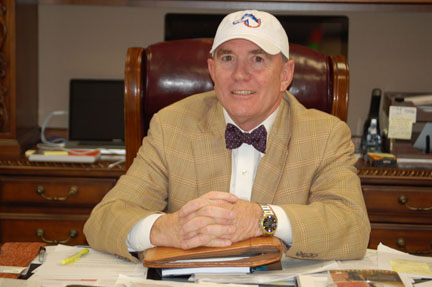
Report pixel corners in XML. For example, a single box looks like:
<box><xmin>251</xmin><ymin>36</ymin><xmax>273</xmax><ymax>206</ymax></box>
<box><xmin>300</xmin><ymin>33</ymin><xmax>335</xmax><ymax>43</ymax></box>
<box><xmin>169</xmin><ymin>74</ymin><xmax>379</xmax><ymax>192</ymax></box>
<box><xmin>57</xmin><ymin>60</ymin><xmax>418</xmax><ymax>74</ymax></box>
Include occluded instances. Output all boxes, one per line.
<box><xmin>84</xmin><ymin>10</ymin><xmax>370</xmax><ymax>263</ymax></box>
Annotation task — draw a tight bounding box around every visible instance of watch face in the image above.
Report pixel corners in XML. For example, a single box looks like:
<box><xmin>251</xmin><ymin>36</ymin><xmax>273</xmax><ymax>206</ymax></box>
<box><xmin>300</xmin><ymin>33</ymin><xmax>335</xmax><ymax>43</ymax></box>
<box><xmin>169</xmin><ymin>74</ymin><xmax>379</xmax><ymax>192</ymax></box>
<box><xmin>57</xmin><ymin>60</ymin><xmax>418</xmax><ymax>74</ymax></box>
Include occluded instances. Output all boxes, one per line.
<box><xmin>263</xmin><ymin>215</ymin><xmax>278</xmax><ymax>233</ymax></box>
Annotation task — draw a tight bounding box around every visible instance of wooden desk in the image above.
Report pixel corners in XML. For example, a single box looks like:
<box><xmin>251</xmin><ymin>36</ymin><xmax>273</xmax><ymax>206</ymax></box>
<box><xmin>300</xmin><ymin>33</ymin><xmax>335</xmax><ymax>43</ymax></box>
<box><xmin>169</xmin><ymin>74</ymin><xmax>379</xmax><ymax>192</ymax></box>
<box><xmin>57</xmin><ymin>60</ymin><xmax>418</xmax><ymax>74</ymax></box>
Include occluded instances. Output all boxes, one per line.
<box><xmin>0</xmin><ymin>159</ymin><xmax>125</xmax><ymax>245</ymax></box>
<box><xmin>357</xmin><ymin>159</ymin><xmax>432</xmax><ymax>255</ymax></box>
<box><xmin>1</xmin><ymin>155</ymin><xmax>431</xmax><ymax>255</ymax></box>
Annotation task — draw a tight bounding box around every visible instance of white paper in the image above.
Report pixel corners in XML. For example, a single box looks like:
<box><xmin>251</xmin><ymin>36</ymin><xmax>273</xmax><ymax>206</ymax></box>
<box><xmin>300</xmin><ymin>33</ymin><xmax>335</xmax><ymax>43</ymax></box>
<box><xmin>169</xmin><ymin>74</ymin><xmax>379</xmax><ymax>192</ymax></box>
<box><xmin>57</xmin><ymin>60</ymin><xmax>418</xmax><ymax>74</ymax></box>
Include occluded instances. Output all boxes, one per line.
<box><xmin>0</xmin><ymin>278</ymin><xmax>42</xmax><ymax>287</ymax></box>
<box><xmin>115</xmin><ymin>274</ymin><xmax>256</xmax><ymax>286</ymax></box>
<box><xmin>336</xmin><ymin>249</ymin><xmax>378</xmax><ymax>270</ymax></box>
<box><xmin>0</xmin><ymin>265</ymin><xmax>26</xmax><ymax>274</ymax></box>
<box><xmin>191</xmin><ymin>255</ymin><xmax>338</xmax><ymax>285</ymax></box>
<box><xmin>414</xmin><ymin>122</ymin><xmax>432</xmax><ymax>152</ymax></box>
<box><xmin>28</xmin><ymin>245</ymin><xmax>145</xmax><ymax>286</ymax></box>
<box><xmin>297</xmin><ymin>273</ymin><xmax>329</xmax><ymax>287</ymax></box>
<box><xmin>388</xmin><ymin>106</ymin><xmax>417</xmax><ymax>139</ymax></box>
<box><xmin>377</xmin><ymin>243</ymin><xmax>432</xmax><ymax>280</ymax></box>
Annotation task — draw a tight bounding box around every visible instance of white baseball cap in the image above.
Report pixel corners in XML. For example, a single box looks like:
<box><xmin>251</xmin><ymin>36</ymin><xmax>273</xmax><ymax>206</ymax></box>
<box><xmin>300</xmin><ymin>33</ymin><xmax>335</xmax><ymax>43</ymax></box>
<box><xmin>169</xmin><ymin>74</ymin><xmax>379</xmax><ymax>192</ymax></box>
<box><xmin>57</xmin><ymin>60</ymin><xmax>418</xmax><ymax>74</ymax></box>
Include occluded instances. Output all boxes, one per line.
<box><xmin>210</xmin><ymin>10</ymin><xmax>289</xmax><ymax>59</ymax></box>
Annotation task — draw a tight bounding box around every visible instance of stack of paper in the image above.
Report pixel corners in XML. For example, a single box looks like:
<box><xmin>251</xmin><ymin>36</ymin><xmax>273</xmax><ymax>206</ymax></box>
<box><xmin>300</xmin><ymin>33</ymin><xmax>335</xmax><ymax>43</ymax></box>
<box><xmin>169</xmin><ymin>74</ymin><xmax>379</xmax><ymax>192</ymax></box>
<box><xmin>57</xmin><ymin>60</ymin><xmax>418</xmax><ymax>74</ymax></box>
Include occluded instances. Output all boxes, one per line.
<box><xmin>297</xmin><ymin>244</ymin><xmax>432</xmax><ymax>287</ymax></box>
<box><xmin>27</xmin><ymin>149</ymin><xmax>101</xmax><ymax>163</ymax></box>
<box><xmin>191</xmin><ymin>256</ymin><xmax>339</xmax><ymax>286</ymax></box>
<box><xmin>28</xmin><ymin>245</ymin><xmax>145</xmax><ymax>286</ymax></box>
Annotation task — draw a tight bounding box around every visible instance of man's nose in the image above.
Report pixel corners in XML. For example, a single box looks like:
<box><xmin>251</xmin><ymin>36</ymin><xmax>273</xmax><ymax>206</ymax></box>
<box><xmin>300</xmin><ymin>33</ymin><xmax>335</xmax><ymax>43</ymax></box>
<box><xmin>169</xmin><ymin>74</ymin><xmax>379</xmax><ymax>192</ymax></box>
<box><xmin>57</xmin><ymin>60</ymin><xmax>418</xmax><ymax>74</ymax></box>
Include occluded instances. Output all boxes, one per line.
<box><xmin>232</xmin><ymin>60</ymin><xmax>251</xmax><ymax>81</ymax></box>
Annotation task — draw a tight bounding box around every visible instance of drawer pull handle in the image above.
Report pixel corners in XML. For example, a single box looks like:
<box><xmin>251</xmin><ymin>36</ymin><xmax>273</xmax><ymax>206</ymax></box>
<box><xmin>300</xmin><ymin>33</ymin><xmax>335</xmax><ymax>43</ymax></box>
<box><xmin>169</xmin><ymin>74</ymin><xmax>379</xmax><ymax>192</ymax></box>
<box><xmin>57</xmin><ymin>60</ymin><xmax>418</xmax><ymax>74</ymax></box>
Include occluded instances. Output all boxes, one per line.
<box><xmin>36</xmin><ymin>185</ymin><xmax>78</xmax><ymax>201</ymax></box>
<box><xmin>398</xmin><ymin>195</ymin><xmax>432</xmax><ymax>211</ymax></box>
<box><xmin>35</xmin><ymin>228</ymin><xmax>78</xmax><ymax>244</ymax></box>
<box><xmin>396</xmin><ymin>238</ymin><xmax>432</xmax><ymax>255</ymax></box>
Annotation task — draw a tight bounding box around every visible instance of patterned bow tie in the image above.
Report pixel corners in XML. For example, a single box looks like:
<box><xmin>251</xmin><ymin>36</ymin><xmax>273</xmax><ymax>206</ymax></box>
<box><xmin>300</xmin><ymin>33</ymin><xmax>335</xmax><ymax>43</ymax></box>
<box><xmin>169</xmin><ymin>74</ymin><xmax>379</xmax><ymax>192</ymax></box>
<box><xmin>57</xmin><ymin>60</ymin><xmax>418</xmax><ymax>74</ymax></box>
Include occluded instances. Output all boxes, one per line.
<box><xmin>225</xmin><ymin>123</ymin><xmax>267</xmax><ymax>153</ymax></box>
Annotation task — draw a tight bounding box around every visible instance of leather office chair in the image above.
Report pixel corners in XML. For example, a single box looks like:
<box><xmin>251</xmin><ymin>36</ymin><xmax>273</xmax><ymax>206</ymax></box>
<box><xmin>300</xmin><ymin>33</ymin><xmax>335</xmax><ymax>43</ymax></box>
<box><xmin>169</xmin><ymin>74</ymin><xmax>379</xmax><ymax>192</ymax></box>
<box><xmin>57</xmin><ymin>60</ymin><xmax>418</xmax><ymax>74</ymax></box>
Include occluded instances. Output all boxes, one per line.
<box><xmin>124</xmin><ymin>38</ymin><xmax>349</xmax><ymax>168</ymax></box>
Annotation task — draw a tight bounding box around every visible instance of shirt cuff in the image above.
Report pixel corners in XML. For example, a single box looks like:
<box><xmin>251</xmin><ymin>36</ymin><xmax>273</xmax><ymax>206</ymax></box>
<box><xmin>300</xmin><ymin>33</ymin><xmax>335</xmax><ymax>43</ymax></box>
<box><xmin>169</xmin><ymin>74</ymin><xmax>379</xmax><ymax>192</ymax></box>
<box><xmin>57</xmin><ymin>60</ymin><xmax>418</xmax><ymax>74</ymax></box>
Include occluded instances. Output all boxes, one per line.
<box><xmin>270</xmin><ymin>204</ymin><xmax>293</xmax><ymax>246</ymax></box>
<box><xmin>126</xmin><ymin>213</ymin><xmax>164</xmax><ymax>252</ymax></box>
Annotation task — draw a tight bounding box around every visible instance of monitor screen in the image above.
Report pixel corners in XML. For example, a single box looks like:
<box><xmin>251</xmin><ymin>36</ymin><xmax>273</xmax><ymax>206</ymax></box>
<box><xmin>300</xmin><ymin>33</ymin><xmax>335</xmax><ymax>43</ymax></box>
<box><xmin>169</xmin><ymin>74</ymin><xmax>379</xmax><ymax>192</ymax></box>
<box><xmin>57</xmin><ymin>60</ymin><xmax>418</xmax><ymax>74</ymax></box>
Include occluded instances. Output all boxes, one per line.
<box><xmin>165</xmin><ymin>14</ymin><xmax>349</xmax><ymax>58</ymax></box>
<box><xmin>68</xmin><ymin>79</ymin><xmax>124</xmax><ymax>143</ymax></box>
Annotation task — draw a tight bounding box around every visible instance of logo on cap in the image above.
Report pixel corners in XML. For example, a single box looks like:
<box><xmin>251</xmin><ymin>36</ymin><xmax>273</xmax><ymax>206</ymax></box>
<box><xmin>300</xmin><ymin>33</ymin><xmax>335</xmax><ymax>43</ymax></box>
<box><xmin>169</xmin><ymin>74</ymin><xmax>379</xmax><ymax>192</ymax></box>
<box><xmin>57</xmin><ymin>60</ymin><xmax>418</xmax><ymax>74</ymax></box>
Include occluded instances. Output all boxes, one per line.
<box><xmin>232</xmin><ymin>13</ymin><xmax>261</xmax><ymax>28</ymax></box>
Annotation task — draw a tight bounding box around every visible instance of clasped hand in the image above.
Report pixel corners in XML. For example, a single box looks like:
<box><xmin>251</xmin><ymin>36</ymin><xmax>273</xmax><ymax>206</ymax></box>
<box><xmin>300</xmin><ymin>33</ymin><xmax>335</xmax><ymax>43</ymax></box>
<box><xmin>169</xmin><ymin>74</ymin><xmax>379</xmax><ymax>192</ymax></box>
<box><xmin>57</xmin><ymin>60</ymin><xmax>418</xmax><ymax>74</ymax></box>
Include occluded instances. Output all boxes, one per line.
<box><xmin>150</xmin><ymin>191</ymin><xmax>263</xmax><ymax>249</ymax></box>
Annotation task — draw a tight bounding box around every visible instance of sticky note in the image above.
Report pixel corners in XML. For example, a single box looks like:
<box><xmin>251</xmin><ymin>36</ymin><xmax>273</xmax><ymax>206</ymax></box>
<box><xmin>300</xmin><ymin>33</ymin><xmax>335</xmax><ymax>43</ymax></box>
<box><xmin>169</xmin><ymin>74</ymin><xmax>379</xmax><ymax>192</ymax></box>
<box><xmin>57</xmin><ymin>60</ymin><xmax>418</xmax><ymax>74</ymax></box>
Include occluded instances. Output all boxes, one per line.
<box><xmin>390</xmin><ymin>259</ymin><xmax>432</xmax><ymax>275</ymax></box>
<box><xmin>388</xmin><ymin>106</ymin><xmax>417</xmax><ymax>140</ymax></box>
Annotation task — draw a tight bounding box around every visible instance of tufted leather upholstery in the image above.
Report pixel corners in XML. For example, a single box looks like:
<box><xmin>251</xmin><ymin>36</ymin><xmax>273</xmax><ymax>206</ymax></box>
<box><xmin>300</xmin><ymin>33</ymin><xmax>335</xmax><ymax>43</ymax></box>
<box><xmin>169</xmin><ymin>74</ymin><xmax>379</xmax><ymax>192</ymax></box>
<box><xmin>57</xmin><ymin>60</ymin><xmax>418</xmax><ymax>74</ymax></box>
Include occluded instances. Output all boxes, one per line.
<box><xmin>124</xmin><ymin>38</ymin><xmax>349</xmax><ymax>168</ymax></box>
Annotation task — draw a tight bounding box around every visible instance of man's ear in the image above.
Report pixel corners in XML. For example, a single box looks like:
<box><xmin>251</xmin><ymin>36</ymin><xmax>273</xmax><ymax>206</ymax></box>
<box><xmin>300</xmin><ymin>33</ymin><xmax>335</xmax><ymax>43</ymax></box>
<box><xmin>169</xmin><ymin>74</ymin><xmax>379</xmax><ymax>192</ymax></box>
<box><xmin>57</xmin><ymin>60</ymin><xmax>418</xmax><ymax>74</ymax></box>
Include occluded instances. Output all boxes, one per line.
<box><xmin>207</xmin><ymin>58</ymin><xmax>216</xmax><ymax>83</ymax></box>
<box><xmin>280</xmin><ymin>59</ymin><xmax>295</xmax><ymax>92</ymax></box>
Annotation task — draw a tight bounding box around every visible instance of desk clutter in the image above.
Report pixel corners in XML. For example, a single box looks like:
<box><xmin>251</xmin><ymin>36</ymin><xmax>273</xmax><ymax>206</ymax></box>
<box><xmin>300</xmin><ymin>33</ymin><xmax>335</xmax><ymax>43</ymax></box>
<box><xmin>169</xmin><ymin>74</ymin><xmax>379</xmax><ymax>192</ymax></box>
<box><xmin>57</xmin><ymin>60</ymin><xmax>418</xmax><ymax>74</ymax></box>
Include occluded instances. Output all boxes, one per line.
<box><xmin>361</xmin><ymin>89</ymin><xmax>432</xmax><ymax>169</ymax></box>
<box><xmin>25</xmin><ymin>148</ymin><xmax>125</xmax><ymax>166</ymax></box>
<box><xmin>1</xmin><ymin>241</ymin><xmax>431</xmax><ymax>286</ymax></box>
<box><xmin>26</xmin><ymin>149</ymin><xmax>102</xmax><ymax>163</ymax></box>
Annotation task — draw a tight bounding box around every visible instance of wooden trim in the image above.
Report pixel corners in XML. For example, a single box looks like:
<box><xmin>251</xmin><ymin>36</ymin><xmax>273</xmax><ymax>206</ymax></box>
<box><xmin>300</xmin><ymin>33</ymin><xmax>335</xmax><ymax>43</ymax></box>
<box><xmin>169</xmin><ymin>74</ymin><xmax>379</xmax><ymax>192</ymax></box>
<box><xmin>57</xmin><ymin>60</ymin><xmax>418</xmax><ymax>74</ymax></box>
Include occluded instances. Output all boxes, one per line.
<box><xmin>329</xmin><ymin>55</ymin><xmax>349</xmax><ymax>122</ymax></box>
<box><xmin>36</xmin><ymin>0</ymin><xmax>432</xmax><ymax>5</ymax></box>
<box><xmin>124</xmin><ymin>47</ymin><xmax>145</xmax><ymax>169</ymax></box>
<box><xmin>0</xmin><ymin>212</ymin><xmax>88</xmax><ymax>221</ymax></box>
<box><xmin>35</xmin><ymin>0</ymin><xmax>432</xmax><ymax>13</ymax></box>
<box><xmin>358</xmin><ymin>167</ymin><xmax>432</xmax><ymax>178</ymax></box>
<box><xmin>0</xmin><ymin>158</ymin><xmax>125</xmax><ymax>177</ymax></box>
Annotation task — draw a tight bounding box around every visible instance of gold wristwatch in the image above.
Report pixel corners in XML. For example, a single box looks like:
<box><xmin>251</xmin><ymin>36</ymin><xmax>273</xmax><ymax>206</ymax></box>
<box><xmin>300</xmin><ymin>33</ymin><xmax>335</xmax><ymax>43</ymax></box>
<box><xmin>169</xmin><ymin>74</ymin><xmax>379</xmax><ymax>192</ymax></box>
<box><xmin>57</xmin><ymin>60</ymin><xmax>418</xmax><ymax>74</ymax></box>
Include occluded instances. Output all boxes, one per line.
<box><xmin>259</xmin><ymin>204</ymin><xmax>278</xmax><ymax>236</ymax></box>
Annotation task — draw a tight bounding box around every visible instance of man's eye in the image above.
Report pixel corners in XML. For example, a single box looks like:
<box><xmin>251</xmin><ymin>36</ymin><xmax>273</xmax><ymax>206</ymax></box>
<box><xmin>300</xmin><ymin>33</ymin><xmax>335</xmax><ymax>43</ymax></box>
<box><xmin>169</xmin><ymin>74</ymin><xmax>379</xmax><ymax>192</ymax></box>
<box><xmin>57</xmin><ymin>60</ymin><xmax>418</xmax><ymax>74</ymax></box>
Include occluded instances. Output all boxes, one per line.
<box><xmin>253</xmin><ymin>56</ymin><xmax>264</xmax><ymax>63</ymax></box>
<box><xmin>221</xmin><ymin>55</ymin><xmax>233</xmax><ymax>61</ymax></box>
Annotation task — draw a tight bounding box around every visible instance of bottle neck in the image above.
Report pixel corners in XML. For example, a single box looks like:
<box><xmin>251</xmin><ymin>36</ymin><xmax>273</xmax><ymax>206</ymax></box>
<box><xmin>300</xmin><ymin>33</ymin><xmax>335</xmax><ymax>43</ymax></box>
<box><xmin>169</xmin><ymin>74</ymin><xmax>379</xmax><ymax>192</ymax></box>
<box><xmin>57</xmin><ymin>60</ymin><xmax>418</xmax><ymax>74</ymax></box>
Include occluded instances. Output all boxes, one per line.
<box><xmin>368</xmin><ymin>94</ymin><xmax>381</xmax><ymax>119</ymax></box>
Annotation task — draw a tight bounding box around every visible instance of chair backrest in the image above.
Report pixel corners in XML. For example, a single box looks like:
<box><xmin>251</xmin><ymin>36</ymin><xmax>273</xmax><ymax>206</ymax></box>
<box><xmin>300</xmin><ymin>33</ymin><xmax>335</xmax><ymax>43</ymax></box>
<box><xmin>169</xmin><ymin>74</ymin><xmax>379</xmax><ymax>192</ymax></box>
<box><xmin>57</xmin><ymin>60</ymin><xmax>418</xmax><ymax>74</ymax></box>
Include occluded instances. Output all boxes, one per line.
<box><xmin>124</xmin><ymin>38</ymin><xmax>349</xmax><ymax>168</ymax></box>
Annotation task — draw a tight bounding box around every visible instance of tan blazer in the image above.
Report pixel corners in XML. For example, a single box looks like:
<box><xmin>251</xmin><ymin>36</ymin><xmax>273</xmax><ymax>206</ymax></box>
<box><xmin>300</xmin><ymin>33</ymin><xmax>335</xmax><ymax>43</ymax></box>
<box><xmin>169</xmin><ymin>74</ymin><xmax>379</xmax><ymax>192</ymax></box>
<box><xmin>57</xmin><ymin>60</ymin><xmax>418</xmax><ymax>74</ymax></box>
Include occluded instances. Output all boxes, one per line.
<box><xmin>84</xmin><ymin>91</ymin><xmax>370</xmax><ymax>263</ymax></box>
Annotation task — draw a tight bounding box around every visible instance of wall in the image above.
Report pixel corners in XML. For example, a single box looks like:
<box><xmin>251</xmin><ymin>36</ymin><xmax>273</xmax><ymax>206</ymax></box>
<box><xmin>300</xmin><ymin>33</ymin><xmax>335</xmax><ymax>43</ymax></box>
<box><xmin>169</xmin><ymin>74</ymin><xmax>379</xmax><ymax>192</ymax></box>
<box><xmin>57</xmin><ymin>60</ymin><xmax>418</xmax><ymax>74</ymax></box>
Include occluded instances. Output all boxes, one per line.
<box><xmin>39</xmin><ymin>4</ymin><xmax>432</xmax><ymax>136</ymax></box>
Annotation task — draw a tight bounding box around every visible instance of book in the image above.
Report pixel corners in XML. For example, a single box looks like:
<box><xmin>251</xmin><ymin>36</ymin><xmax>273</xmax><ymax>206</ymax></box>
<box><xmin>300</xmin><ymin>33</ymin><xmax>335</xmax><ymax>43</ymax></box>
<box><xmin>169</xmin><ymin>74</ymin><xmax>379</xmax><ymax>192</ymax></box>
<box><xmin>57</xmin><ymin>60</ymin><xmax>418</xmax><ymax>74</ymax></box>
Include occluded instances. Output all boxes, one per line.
<box><xmin>26</xmin><ymin>149</ymin><xmax>101</xmax><ymax>163</ymax></box>
<box><xmin>328</xmin><ymin>269</ymin><xmax>405</xmax><ymax>287</ymax></box>
<box><xmin>0</xmin><ymin>242</ymin><xmax>46</xmax><ymax>279</ymax></box>
<box><xmin>140</xmin><ymin>236</ymin><xmax>283</xmax><ymax>269</ymax></box>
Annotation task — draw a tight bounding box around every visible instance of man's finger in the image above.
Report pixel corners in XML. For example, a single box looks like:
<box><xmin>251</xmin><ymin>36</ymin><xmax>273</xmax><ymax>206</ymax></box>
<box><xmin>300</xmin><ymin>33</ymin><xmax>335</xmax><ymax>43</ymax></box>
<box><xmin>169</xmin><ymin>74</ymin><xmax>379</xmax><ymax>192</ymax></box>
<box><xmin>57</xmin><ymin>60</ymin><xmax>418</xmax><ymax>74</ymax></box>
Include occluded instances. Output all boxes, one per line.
<box><xmin>182</xmin><ymin>217</ymin><xmax>236</xmax><ymax>236</ymax></box>
<box><xmin>182</xmin><ymin>205</ymin><xmax>236</xmax><ymax>223</ymax></box>
<box><xmin>178</xmin><ymin>192</ymin><xmax>237</xmax><ymax>217</ymax></box>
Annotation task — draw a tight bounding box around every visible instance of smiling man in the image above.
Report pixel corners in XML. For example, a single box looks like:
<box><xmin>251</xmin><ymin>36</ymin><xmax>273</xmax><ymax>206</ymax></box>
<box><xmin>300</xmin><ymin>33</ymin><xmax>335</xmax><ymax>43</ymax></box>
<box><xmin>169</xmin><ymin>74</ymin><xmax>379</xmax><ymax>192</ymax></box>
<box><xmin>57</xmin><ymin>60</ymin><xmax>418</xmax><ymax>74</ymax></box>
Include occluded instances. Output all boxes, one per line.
<box><xmin>84</xmin><ymin>10</ymin><xmax>370</xmax><ymax>263</ymax></box>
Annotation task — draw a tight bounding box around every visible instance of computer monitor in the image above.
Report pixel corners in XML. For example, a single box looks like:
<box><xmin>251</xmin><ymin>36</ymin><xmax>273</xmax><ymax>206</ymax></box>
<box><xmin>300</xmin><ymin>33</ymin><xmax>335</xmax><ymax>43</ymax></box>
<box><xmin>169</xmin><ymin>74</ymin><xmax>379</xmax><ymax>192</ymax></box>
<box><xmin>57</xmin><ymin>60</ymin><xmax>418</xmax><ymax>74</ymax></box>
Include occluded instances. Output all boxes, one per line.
<box><xmin>67</xmin><ymin>79</ymin><xmax>125</xmax><ymax>149</ymax></box>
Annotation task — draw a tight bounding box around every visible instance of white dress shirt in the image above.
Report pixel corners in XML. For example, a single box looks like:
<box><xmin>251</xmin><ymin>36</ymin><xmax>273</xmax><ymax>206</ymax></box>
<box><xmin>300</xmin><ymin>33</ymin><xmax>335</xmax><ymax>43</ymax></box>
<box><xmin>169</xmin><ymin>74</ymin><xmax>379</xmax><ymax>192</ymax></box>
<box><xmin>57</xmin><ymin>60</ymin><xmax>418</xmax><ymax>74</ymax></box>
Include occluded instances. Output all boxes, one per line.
<box><xmin>127</xmin><ymin>107</ymin><xmax>293</xmax><ymax>251</ymax></box>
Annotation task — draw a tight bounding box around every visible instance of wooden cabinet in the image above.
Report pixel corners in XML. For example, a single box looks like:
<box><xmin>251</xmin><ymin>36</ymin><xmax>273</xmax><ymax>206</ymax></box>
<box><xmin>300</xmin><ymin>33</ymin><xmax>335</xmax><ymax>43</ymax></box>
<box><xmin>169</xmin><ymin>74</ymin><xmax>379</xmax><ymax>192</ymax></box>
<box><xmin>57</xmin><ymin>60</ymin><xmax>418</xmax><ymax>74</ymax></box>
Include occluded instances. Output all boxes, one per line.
<box><xmin>357</xmin><ymin>159</ymin><xmax>432</xmax><ymax>255</ymax></box>
<box><xmin>0</xmin><ymin>159</ymin><xmax>125</xmax><ymax>245</ymax></box>
<box><xmin>0</xmin><ymin>0</ymin><xmax>39</xmax><ymax>158</ymax></box>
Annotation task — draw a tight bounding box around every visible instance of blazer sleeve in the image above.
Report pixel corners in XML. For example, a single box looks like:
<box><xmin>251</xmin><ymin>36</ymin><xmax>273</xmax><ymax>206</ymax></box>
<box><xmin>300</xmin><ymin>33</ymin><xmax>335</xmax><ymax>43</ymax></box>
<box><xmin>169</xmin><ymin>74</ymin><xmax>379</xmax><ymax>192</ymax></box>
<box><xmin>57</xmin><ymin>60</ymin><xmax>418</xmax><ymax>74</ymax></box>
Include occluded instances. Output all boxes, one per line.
<box><xmin>283</xmin><ymin>120</ymin><xmax>371</xmax><ymax>260</ymax></box>
<box><xmin>84</xmin><ymin>113</ymin><xmax>169</xmax><ymax>262</ymax></box>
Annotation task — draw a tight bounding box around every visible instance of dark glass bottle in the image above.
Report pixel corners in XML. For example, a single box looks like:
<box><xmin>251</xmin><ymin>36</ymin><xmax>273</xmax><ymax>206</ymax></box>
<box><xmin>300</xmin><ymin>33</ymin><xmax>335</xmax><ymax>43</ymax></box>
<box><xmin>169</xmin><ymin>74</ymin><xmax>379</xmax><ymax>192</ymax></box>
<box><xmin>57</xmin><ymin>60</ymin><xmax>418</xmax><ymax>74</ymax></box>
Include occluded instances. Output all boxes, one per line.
<box><xmin>361</xmin><ymin>88</ymin><xmax>382</xmax><ymax>155</ymax></box>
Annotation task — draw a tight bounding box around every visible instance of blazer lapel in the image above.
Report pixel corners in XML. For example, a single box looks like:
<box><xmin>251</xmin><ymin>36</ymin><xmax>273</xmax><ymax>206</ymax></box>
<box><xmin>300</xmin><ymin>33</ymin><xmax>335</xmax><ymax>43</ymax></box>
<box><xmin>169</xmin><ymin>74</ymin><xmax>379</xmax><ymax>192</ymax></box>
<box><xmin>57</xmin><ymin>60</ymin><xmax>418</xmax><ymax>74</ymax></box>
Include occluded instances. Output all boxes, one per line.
<box><xmin>252</xmin><ymin>97</ymin><xmax>292</xmax><ymax>204</ymax></box>
<box><xmin>192</xmin><ymin>100</ymin><xmax>232</xmax><ymax>197</ymax></box>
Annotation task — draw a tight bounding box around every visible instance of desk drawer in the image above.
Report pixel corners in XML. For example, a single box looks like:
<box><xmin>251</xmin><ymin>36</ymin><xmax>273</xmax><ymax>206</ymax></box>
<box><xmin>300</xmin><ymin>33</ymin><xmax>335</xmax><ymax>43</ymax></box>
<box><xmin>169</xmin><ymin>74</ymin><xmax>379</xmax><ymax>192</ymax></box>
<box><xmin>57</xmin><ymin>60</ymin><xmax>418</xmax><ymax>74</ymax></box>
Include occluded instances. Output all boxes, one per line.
<box><xmin>0</xmin><ymin>213</ymin><xmax>88</xmax><ymax>245</ymax></box>
<box><xmin>363</xmin><ymin>185</ymin><xmax>432</xmax><ymax>224</ymax></box>
<box><xmin>0</xmin><ymin>176</ymin><xmax>115</xmax><ymax>207</ymax></box>
<box><xmin>369</xmin><ymin>223</ymin><xmax>432</xmax><ymax>256</ymax></box>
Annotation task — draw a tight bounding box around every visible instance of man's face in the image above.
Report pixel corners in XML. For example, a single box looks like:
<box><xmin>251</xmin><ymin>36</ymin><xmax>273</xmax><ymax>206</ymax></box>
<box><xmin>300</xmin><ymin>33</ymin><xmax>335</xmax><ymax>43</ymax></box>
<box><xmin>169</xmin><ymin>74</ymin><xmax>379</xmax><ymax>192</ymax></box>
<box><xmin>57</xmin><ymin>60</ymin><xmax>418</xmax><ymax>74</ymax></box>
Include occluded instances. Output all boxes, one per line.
<box><xmin>208</xmin><ymin>39</ymin><xmax>294</xmax><ymax>131</ymax></box>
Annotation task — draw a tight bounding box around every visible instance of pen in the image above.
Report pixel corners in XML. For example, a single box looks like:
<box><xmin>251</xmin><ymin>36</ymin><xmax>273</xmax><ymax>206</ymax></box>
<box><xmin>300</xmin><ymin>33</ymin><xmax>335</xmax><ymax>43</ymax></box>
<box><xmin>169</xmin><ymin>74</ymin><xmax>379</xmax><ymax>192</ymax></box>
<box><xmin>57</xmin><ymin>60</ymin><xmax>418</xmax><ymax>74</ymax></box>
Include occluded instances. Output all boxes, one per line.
<box><xmin>39</xmin><ymin>246</ymin><xmax>46</xmax><ymax>263</ymax></box>
<box><xmin>62</xmin><ymin>248</ymin><xmax>89</xmax><ymax>265</ymax></box>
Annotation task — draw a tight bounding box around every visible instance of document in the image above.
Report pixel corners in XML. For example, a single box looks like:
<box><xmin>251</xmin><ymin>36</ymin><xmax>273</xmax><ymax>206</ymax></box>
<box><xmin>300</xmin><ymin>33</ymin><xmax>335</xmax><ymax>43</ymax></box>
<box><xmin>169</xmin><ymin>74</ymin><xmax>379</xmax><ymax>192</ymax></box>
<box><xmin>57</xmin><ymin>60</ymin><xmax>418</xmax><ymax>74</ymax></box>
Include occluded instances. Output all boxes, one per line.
<box><xmin>191</xmin><ymin>254</ymin><xmax>338</xmax><ymax>285</ymax></box>
<box><xmin>28</xmin><ymin>245</ymin><xmax>145</xmax><ymax>286</ymax></box>
<box><xmin>0</xmin><ymin>278</ymin><xmax>42</xmax><ymax>287</ymax></box>
<box><xmin>388</xmin><ymin>106</ymin><xmax>417</xmax><ymax>140</ymax></box>
<box><xmin>115</xmin><ymin>274</ymin><xmax>256</xmax><ymax>286</ymax></box>
<box><xmin>377</xmin><ymin>243</ymin><xmax>432</xmax><ymax>280</ymax></box>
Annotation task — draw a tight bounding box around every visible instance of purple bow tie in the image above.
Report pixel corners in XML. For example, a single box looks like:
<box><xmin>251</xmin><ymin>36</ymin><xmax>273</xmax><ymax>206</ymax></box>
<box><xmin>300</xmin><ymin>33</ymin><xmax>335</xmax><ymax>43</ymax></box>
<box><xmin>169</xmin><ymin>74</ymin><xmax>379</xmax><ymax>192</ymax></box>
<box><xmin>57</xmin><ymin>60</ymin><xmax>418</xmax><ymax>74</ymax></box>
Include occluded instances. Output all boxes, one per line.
<box><xmin>225</xmin><ymin>123</ymin><xmax>267</xmax><ymax>153</ymax></box>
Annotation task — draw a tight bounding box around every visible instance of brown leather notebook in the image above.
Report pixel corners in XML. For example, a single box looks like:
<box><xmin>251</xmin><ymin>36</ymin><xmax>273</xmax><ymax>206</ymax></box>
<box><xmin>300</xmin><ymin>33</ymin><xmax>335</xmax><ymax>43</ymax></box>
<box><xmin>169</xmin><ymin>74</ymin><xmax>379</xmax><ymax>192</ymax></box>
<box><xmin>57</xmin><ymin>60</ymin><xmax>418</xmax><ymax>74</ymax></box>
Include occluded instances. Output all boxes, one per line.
<box><xmin>140</xmin><ymin>236</ymin><xmax>283</xmax><ymax>269</ymax></box>
<box><xmin>0</xmin><ymin>242</ymin><xmax>46</xmax><ymax>279</ymax></box>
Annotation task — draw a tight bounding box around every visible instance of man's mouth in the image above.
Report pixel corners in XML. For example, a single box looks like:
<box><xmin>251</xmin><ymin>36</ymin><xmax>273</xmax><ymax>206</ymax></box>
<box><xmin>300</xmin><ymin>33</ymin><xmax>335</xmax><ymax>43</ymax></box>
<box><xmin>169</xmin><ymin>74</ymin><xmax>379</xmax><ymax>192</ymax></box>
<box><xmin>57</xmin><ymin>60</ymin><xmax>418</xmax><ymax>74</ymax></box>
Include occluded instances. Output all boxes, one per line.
<box><xmin>232</xmin><ymin>90</ymin><xmax>255</xmax><ymax>95</ymax></box>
